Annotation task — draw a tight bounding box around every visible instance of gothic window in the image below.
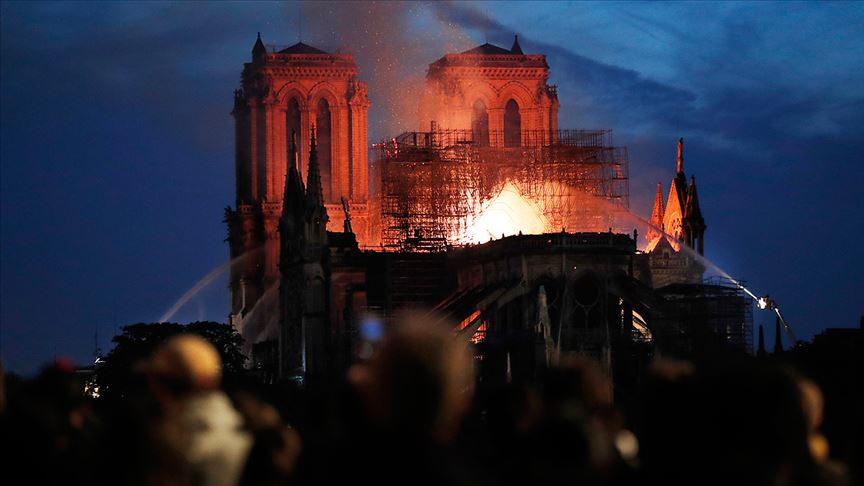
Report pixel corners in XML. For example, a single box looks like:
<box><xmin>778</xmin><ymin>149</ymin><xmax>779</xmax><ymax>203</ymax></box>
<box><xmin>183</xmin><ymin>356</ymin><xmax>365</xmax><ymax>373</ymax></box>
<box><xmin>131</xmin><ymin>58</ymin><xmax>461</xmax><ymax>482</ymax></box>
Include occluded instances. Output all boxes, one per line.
<box><xmin>504</xmin><ymin>99</ymin><xmax>521</xmax><ymax>147</ymax></box>
<box><xmin>286</xmin><ymin>98</ymin><xmax>301</xmax><ymax>164</ymax></box>
<box><xmin>316</xmin><ymin>99</ymin><xmax>333</xmax><ymax>201</ymax></box>
<box><xmin>471</xmin><ymin>99</ymin><xmax>489</xmax><ymax>146</ymax></box>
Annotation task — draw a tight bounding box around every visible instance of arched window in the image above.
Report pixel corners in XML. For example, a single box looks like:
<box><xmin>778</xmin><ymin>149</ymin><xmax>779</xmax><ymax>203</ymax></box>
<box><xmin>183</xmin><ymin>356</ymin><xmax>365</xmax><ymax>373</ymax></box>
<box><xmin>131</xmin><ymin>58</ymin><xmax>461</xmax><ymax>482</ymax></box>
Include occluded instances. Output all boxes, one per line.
<box><xmin>471</xmin><ymin>99</ymin><xmax>489</xmax><ymax>146</ymax></box>
<box><xmin>504</xmin><ymin>99</ymin><xmax>521</xmax><ymax>147</ymax></box>
<box><xmin>286</xmin><ymin>98</ymin><xmax>301</xmax><ymax>166</ymax></box>
<box><xmin>316</xmin><ymin>98</ymin><xmax>332</xmax><ymax>201</ymax></box>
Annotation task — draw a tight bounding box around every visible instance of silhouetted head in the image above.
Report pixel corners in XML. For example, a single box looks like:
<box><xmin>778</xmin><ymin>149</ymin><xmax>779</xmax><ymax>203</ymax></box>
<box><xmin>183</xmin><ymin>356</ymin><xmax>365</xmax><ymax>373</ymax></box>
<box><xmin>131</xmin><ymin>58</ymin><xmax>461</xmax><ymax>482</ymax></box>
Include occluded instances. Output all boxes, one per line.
<box><xmin>532</xmin><ymin>357</ymin><xmax>622</xmax><ymax>474</ymax></box>
<box><xmin>796</xmin><ymin>376</ymin><xmax>831</xmax><ymax>462</ymax></box>
<box><xmin>350</xmin><ymin>312</ymin><xmax>474</xmax><ymax>444</ymax></box>
<box><xmin>144</xmin><ymin>334</ymin><xmax>221</xmax><ymax>398</ymax></box>
<box><xmin>34</xmin><ymin>358</ymin><xmax>87</xmax><ymax>412</ymax></box>
<box><xmin>541</xmin><ymin>356</ymin><xmax>611</xmax><ymax>414</ymax></box>
<box><xmin>642</xmin><ymin>359</ymin><xmax>814</xmax><ymax>486</ymax></box>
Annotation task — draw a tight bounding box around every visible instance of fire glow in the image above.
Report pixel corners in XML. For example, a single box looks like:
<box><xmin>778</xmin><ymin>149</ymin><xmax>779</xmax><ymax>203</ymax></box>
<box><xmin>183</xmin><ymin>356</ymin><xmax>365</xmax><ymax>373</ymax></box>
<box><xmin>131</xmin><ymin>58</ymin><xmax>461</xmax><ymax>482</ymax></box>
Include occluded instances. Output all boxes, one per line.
<box><xmin>463</xmin><ymin>182</ymin><xmax>548</xmax><ymax>244</ymax></box>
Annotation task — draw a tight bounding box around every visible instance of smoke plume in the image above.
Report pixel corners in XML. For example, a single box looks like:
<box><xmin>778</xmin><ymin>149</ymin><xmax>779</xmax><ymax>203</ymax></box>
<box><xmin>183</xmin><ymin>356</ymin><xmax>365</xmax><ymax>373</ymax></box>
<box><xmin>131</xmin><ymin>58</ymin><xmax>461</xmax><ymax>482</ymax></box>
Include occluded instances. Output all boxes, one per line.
<box><xmin>281</xmin><ymin>1</ymin><xmax>477</xmax><ymax>141</ymax></box>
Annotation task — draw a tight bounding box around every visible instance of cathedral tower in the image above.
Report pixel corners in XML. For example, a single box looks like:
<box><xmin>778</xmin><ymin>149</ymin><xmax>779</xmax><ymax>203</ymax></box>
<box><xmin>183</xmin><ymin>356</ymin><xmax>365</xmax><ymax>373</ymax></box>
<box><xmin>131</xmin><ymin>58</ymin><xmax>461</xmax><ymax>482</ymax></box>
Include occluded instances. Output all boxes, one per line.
<box><xmin>645</xmin><ymin>138</ymin><xmax>707</xmax><ymax>286</ymax></box>
<box><xmin>226</xmin><ymin>34</ymin><xmax>370</xmax><ymax>343</ymax></box>
<box><xmin>278</xmin><ymin>132</ymin><xmax>305</xmax><ymax>377</ymax></box>
<box><xmin>646</xmin><ymin>182</ymin><xmax>665</xmax><ymax>243</ymax></box>
<box><xmin>419</xmin><ymin>36</ymin><xmax>559</xmax><ymax>146</ymax></box>
<box><xmin>662</xmin><ymin>138</ymin><xmax>689</xmax><ymax>246</ymax></box>
<box><xmin>683</xmin><ymin>175</ymin><xmax>706</xmax><ymax>255</ymax></box>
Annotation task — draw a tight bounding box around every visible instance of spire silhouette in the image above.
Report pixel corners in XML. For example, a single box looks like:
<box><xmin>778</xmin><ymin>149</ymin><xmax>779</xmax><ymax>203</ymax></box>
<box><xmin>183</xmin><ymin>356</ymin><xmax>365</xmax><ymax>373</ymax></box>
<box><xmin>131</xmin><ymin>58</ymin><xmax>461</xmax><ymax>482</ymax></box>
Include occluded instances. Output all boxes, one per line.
<box><xmin>670</xmin><ymin>137</ymin><xmax>689</xmax><ymax>221</ymax></box>
<box><xmin>773</xmin><ymin>315</ymin><xmax>783</xmax><ymax>354</ymax></box>
<box><xmin>252</xmin><ymin>32</ymin><xmax>266</xmax><ymax>60</ymax></box>
<box><xmin>510</xmin><ymin>35</ymin><xmax>523</xmax><ymax>54</ymax></box>
<box><xmin>684</xmin><ymin>176</ymin><xmax>703</xmax><ymax>222</ymax></box>
<box><xmin>683</xmin><ymin>174</ymin><xmax>706</xmax><ymax>254</ymax></box>
<box><xmin>757</xmin><ymin>325</ymin><xmax>766</xmax><ymax>358</ymax></box>
<box><xmin>281</xmin><ymin>130</ymin><xmax>305</xmax><ymax>228</ymax></box>
<box><xmin>305</xmin><ymin>124</ymin><xmax>324</xmax><ymax>212</ymax></box>
<box><xmin>652</xmin><ymin>182</ymin><xmax>665</xmax><ymax>226</ymax></box>
<box><xmin>304</xmin><ymin>124</ymin><xmax>329</xmax><ymax>244</ymax></box>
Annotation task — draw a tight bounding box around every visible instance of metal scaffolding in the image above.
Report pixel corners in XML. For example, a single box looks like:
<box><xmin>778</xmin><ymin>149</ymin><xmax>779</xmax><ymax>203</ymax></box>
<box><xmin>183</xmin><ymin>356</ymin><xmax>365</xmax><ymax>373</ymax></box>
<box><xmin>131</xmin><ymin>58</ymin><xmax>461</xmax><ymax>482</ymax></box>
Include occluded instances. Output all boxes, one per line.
<box><xmin>659</xmin><ymin>278</ymin><xmax>755</xmax><ymax>354</ymax></box>
<box><xmin>376</xmin><ymin>129</ymin><xmax>630</xmax><ymax>250</ymax></box>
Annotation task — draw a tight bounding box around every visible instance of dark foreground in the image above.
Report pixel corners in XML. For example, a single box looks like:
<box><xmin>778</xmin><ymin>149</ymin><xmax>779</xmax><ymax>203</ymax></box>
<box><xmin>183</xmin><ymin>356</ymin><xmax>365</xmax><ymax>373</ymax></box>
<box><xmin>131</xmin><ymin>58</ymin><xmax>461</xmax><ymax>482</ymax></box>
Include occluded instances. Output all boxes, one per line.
<box><xmin>2</xmin><ymin>324</ymin><xmax>861</xmax><ymax>486</ymax></box>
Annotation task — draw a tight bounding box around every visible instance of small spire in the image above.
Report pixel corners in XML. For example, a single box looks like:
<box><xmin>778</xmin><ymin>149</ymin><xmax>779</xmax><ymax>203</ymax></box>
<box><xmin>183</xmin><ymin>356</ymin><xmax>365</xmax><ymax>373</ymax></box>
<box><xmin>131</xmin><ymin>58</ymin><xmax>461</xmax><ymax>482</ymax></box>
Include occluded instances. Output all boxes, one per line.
<box><xmin>281</xmin><ymin>130</ymin><xmax>305</xmax><ymax>228</ymax></box>
<box><xmin>757</xmin><ymin>325</ymin><xmax>766</xmax><ymax>358</ymax></box>
<box><xmin>510</xmin><ymin>34</ymin><xmax>523</xmax><ymax>54</ymax></box>
<box><xmin>290</xmin><ymin>130</ymin><xmax>298</xmax><ymax>170</ymax></box>
<box><xmin>652</xmin><ymin>182</ymin><xmax>665</xmax><ymax>223</ymax></box>
<box><xmin>773</xmin><ymin>315</ymin><xmax>783</xmax><ymax>354</ymax></box>
<box><xmin>684</xmin><ymin>176</ymin><xmax>703</xmax><ymax>222</ymax></box>
<box><xmin>305</xmin><ymin>124</ymin><xmax>326</xmax><ymax>213</ymax></box>
<box><xmin>252</xmin><ymin>32</ymin><xmax>266</xmax><ymax>60</ymax></box>
<box><xmin>683</xmin><ymin>175</ymin><xmax>705</xmax><ymax>254</ymax></box>
<box><xmin>647</xmin><ymin>182</ymin><xmax>665</xmax><ymax>242</ymax></box>
<box><xmin>676</xmin><ymin>137</ymin><xmax>684</xmax><ymax>175</ymax></box>
<box><xmin>304</xmin><ymin>124</ymin><xmax>329</xmax><ymax>243</ymax></box>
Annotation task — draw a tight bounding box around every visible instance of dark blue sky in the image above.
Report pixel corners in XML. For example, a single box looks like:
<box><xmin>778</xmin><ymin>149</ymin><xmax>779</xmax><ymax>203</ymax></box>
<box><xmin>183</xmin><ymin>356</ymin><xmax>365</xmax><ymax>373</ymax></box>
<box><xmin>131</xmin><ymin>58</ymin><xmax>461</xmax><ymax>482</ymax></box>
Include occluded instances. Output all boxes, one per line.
<box><xmin>2</xmin><ymin>1</ymin><xmax>862</xmax><ymax>375</ymax></box>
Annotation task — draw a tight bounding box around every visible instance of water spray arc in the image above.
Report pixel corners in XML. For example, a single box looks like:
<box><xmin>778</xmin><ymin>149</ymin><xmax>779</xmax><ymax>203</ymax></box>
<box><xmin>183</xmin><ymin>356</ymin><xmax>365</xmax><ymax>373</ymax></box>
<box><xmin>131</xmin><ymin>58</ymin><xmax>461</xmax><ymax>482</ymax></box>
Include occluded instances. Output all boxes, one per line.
<box><xmin>233</xmin><ymin>281</ymin><xmax>281</xmax><ymax>348</ymax></box>
<box><xmin>756</xmin><ymin>296</ymin><xmax>797</xmax><ymax>345</ymax></box>
<box><xmin>616</xmin><ymin>206</ymin><xmax>799</xmax><ymax>346</ymax></box>
<box><xmin>507</xmin><ymin>175</ymin><xmax>798</xmax><ymax>347</ymax></box>
<box><xmin>158</xmin><ymin>249</ymin><xmax>263</xmax><ymax>323</ymax></box>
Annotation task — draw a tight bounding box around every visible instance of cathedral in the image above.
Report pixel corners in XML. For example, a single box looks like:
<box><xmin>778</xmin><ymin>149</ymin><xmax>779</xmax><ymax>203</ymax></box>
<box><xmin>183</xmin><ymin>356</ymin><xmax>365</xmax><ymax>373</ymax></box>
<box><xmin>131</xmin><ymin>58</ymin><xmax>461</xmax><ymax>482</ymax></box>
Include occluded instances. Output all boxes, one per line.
<box><xmin>418</xmin><ymin>36</ymin><xmax>559</xmax><ymax>145</ymax></box>
<box><xmin>225</xmin><ymin>34</ymin><xmax>371</xmax><ymax>332</ymax></box>
<box><xmin>641</xmin><ymin>138</ymin><xmax>707</xmax><ymax>288</ymax></box>
<box><xmin>225</xmin><ymin>34</ymin><xmax>749</xmax><ymax>388</ymax></box>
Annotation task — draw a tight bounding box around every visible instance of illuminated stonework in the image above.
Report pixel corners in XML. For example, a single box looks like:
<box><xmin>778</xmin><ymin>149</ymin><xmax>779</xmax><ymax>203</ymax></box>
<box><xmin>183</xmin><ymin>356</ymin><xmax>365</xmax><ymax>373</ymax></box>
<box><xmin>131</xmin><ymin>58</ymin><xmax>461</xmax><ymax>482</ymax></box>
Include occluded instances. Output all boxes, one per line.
<box><xmin>645</xmin><ymin>138</ymin><xmax>707</xmax><ymax>285</ymax></box>
<box><xmin>226</xmin><ymin>35</ymin><xmax>371</xmax><ymax>339</ymax></box>
<box><xmin>225</xmin><ymin>35</ymin><xmax>720</xmax><ymax>378</ymax></box>
<box><xmin>418</xmin><ymin>36</ymin><xmax>559</xmax><ymax>146</ymax></box>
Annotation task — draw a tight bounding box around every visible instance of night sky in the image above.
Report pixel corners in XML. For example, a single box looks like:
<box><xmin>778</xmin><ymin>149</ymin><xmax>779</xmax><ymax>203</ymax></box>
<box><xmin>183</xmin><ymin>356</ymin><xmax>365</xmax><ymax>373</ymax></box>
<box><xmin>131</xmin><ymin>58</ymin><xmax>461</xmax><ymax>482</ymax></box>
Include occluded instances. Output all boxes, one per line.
<box><xmin>2</xmin><ymin>1</ymin><xmax>862</xmax><ymax>375</ymax></box>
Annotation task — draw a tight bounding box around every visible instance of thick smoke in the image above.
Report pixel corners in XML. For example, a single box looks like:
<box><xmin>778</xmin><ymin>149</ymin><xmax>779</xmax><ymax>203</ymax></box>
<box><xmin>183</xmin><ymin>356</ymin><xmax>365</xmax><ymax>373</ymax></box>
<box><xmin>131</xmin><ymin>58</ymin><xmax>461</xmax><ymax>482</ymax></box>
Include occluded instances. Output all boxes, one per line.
<box><xmin>426</xmin><ymin>1</ymin><xmax>695</xmax><ymax>217</ymax></box>
<box><xmin>280</xmin><ymin>1</ymin><xmax>477</xmax><ymax>141</ymax></box>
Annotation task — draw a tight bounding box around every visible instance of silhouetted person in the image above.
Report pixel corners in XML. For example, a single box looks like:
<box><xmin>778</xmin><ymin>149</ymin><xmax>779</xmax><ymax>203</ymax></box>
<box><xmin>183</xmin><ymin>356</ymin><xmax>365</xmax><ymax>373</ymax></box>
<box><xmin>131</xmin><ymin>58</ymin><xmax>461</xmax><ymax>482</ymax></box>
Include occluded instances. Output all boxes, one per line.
<box><xmin>516</xmin><ymin>357</ymin><xmax>633</xmax><ymax>486</ymax></box>
<box><xmin>234</xmin><ymin>391</ymin><xmax>302</xmax><ymax>486</ymax></box>
<box><xmin>641</xmin><ymin>358</ymin><xmax>835</xmax><ymax>486</ymax></box>
<box><xmin>143</xmin><ymin>335</ymin><xmax>251</xmax><ymax>486</ymax></box>
<box><xmin>796</xmin><ymin>376</ymin><xmax>851</xmax><ymax>485</ymax></box>
<box><xmin>331</xmin><ymin>313</ymin><xmax>476</xmax><ymax>485</ymax></box>
<box><xmin>1</xmin><ymin>359</ymin><xmax>100</xmax><ymax>485</ymax></box>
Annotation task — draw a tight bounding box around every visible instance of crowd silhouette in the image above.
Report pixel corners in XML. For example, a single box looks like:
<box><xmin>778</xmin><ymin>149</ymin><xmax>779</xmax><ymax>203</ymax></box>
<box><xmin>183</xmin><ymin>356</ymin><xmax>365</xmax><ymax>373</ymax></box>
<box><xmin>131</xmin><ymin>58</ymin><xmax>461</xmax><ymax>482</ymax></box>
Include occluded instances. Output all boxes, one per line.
<box><xmin>1</xmin><ymin>316</ymin><xmax>859</xmax><ymax>486</ymax></box>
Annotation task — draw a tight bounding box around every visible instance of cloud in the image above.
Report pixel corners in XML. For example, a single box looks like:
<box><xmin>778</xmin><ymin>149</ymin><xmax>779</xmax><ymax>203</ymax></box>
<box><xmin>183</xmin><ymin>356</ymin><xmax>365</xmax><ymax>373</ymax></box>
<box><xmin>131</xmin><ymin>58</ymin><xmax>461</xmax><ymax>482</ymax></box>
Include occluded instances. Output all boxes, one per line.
<box><xmin>432</xmin><ymin>2</ymin><xmax>864</xmax><ymax>160</ymax></box>
<box><xmin>1</xmin><ymin>3</ymin><xmax>260</xmax><ymax>154</ymax></box>
<box><xmin>430</xmin><ymin>1</ymin><xmax>697</xmax><ymax>131</ymax></box>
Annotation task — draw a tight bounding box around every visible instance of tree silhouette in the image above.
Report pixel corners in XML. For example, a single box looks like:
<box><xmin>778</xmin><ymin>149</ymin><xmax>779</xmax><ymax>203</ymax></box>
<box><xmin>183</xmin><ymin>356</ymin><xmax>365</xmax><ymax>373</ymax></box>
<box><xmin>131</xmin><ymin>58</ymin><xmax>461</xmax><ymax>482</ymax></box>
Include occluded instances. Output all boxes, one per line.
<box><xmin>96</xmin><ymin>321</ymin><xmax>244</xmax><ymax>400</ymax></box>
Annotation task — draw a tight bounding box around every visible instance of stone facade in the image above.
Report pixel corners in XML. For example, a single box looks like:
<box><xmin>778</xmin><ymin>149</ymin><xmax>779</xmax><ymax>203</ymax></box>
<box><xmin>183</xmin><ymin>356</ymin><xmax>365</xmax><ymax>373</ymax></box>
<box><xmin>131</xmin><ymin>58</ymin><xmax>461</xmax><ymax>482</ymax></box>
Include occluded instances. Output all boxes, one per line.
<box><xmin>644</xmin><ymin>138</ymin><xmax>707</xmax><ymax>286</ymax></box>
<box><xmin>418</xmin><ymin>36</ymin><xmax>559</xmax><ymax>146</ymax></box>
<box><xmin>226</xmin><ymin>35</ymin><xmax>371</xmax><ymax>345</ymax></box>
<box><xmin>227</xmin><ymin>35</ymin><xmax>722</xmax><ymax>380</ymax></box>
<box><xmin>234</xmin><ymin>37</ymin><xmax>370</xmax><ymax>209</ymax></box>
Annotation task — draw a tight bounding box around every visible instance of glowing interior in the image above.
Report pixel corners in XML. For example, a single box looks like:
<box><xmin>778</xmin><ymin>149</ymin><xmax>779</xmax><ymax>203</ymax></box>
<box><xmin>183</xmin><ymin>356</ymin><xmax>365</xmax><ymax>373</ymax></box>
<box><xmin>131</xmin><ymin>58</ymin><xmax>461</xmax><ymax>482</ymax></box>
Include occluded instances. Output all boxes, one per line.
<box><xmin>464</xmin><ymin>182</ymin><xmax>548</xmax><ymax>244</ymax></box>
